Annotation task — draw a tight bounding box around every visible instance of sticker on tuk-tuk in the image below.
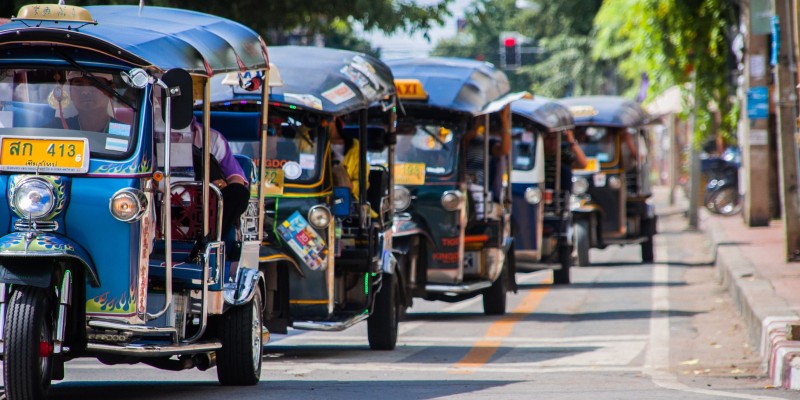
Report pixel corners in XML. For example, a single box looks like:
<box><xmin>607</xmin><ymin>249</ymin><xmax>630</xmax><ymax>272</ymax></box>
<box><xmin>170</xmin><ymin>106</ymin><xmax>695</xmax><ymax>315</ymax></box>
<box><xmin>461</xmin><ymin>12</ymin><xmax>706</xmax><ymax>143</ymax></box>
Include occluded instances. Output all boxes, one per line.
<box><xmin>276</xmin><ymin>211</ymin><xmax>327</xmax><ymax>270</ymax></box>
<box><xmin>263</xmin><ymin>168</ymin><xmax>284</xmax><ymax>195</ymax></box>
<box><xmin>593</xmin><ymin>172</ymin><xmax>607</xmax><ymax>187</ymax></box>
<box><xmin>575</xmin><ymin>157</ymin><xmax>600</xmax><ymax>173</ymax></box>
<box><xmin>321</xmin><ymin>82</ymin><xmax>356</xmax><ymax>105</ymax></box>
<box><xmin>395</xmin><ymin>162</ymin><xmax>426</xmax><ymax>185</ymax></box>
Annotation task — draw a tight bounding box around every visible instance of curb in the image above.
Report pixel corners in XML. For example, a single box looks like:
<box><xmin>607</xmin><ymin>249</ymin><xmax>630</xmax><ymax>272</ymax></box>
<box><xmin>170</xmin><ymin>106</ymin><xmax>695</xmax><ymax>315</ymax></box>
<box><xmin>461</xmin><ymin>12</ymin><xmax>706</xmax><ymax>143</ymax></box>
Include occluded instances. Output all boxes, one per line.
<box><xmin>701</xmin><ymin>210</ymin><xmax>800</xmax><ymax>390</ymax></box>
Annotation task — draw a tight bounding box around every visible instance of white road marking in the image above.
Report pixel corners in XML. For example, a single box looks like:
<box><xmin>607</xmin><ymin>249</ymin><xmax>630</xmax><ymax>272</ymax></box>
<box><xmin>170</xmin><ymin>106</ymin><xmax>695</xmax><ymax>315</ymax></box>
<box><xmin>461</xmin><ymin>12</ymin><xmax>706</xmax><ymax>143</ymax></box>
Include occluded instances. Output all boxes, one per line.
<box><xmin>644</xmin><ymin>231</ymin><xmax>784</xmax><ymax>399</ymax></box>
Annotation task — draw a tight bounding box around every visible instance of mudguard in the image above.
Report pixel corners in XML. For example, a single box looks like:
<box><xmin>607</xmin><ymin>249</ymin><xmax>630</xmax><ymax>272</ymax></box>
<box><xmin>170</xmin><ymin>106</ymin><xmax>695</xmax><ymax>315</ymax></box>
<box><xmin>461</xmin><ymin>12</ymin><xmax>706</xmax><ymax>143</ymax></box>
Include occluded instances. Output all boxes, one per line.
<box><xmin>380</xmin><ymin>249</ymin><xmax>397</xmax><ymax>275</ymax></box>
<box><xmin>224</xmin><ymin>266</ymin><xmax>264</xmax><ymax>306</ymax></box>
<box><xmin>0</xmin><ymin>232</ymin><xmax>99</xmax><ymax>287</ymax></box>
<box><xmin>393</xmin><ymin>217</ymin><xmax>434</xmax><ymax>243</ymax></box>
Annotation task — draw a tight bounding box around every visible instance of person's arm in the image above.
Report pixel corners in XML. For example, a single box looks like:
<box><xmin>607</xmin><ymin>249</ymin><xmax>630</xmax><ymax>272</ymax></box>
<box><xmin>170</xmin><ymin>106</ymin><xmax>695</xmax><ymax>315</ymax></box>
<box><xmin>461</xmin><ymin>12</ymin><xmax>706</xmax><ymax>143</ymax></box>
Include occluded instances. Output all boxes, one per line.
<box><xmin>565</xmin><ymin>129</ymin><xmax>588</xmax><ymax>169</ymax></box>
<box><xmin>622</xmin><ymin>129</ymin><xmax>639</xmax><ymax>160</ymax></box>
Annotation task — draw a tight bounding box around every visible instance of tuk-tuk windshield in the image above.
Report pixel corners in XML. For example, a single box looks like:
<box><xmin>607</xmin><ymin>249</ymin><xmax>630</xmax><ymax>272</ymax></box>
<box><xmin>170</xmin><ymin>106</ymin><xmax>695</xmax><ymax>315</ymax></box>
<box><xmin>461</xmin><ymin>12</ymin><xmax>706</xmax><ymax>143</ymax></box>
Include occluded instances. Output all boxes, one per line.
<box><xmin>0</xmin><ymin>68</ymin><xmax>140</xmax><ymax>159</ymax></box>
<box><xmin>575</xmin><ymin>126</ymin><xmax>616</xmax><ymax>163</ymax></box>
<box><xmin>228</xmin><ymin>114</ymin><xmax>322</xmax><ymax>183</ymax></box>
<box><xmin>393</xmin><ymin>122</ymin><xmax>457</xmax><ymax>176</ymax></box>
<box><xmin>511</xmin><ymin>127</ymin><xmax>537</xmax><ymax>171</ymax></box>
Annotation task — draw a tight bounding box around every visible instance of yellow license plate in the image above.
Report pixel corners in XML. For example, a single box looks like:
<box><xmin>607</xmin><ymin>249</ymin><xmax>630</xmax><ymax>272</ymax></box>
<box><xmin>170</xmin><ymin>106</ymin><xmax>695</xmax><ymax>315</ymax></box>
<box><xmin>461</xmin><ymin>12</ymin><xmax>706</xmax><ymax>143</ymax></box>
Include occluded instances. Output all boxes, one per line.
<box><xmin>395</xmin><ymin>162</ymin><xmax>426</xmax><ymax>185</ymax></box>
<box><xmin>0</xmin><ymin>136</ymin><xmax>89</xmax><ymax>173</ymax></box>
<box><xmin>263</xmin><ymin>168</ymin><xmax>285</xmax><ymax>195</ymax></box>
<box><xmin>574</xmin><ymin>157</ymin><xmax>599</xmax><ymax>173</ymax></box>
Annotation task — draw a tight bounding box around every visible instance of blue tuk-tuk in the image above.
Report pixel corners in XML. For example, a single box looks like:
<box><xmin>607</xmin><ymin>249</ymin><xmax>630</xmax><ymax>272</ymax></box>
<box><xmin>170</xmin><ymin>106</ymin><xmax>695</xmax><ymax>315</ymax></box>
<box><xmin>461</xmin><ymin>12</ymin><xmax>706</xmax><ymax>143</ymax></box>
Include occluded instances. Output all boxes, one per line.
<box><xmin>558</xmin><ymin>96</ymin><xmax>656</xmax><ymax>265</ymax></box>
<box><xmin>0</xmin><ymin>4</ymin><xmax>272</xmax><ymax>396</ymax></box>
<box><xmin>210</xmin><ymin>46</ymin><xmax>401</xmax><ymax>350</ymax></box>
<box><xmin>510</xmin><ymin>97</ymin><xmax>576</xmax><ymax>284</ymax></box>
<box><xmin>386</xmin><ymin>57</ymin><xmax>522</xmax><ymax>315</ymax></box>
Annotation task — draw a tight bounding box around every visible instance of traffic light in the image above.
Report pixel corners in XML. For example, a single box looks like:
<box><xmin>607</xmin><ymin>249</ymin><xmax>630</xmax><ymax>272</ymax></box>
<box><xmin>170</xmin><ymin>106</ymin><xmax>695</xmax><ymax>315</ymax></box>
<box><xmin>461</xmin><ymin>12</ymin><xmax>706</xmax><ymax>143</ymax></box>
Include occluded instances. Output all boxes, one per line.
<box><xmin>500</xmin><ymin>34</ymin><xmax>520</xmax><ymax>69</ymax></box>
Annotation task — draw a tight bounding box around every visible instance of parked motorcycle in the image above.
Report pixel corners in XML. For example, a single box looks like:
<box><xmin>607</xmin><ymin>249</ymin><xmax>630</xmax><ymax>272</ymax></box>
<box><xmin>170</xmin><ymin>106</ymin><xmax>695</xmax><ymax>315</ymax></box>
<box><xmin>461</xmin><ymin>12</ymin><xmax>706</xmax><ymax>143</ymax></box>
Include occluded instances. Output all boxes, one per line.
<box><xmin>703</xmin><ymin>147</ymin><xmax>741</xmax><ymax>216</ymax></box>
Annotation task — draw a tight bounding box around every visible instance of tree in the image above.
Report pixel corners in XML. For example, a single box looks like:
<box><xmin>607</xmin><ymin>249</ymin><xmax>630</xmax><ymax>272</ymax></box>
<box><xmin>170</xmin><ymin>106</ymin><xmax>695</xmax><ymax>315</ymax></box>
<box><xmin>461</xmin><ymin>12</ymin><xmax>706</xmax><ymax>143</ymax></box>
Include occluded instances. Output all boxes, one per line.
<box><xmin>0</xmin><ymin>1</ymin><xmax>452</xmax><ymax>53</ymax></box>
<box><xmin>594</xmin><ymin>0</ymin><xmax>739</xmax><ymax>144</ymax></box>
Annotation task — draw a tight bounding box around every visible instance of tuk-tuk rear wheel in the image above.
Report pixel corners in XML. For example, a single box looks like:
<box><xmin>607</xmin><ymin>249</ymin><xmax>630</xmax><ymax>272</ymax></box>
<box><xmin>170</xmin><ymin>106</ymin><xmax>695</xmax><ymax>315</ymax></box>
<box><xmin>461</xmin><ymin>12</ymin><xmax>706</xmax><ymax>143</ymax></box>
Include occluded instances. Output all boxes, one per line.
<box><xmin>553</xmin><ymin>244</ymin><xmax>573</xmax><ymax>285</ymax></box>
<box><xmin>575</xmin><ymin>220</ymin><xmax>591</xmax><ymax>267</ymax></box>
<box><xmin>216</xmin><ymin>286</ymin><xmax>263</xmax><ymax>386</ymax></box>
<box><xmin>3</xmin><ymin>286</ymin><xmax>55</xmax><ymax>400</ymax></box>
<box><xmin>483</xmin><ymin>261</ymin><xmax>508</xmax><ymax>315</ymax></box>
<box><xmin>368</xmin><ymin>272</ymin><xmax>399</xmax><ymax>350</ymax></box>
<box><xmin>641</xmin><ymin>237</ymin><xmax>654</xmax><ymax>263</ymax></box>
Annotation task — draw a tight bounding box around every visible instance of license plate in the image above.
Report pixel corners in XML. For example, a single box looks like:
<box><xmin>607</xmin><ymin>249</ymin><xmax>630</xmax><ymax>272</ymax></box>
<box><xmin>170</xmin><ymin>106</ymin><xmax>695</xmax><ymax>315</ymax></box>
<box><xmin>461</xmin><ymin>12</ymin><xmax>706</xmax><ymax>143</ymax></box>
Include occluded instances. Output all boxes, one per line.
<box><xmin>395</xmin><ymin>162</ymin><xmax>426</xmax><ymax>185</ymax></box>
<box><xmin>574</xmin><ymin>157</ymin><xmax>599</xmax><ymax>173</ymax></box>
<box><xmin>0</xmin><ymin>136</ymin><xmax>89</xmax><ymax>173</ymax></box>
<box><xmin>262</xmin><ymin>168</ymin><xmax>284</xmax><ymax>195</ymax></box>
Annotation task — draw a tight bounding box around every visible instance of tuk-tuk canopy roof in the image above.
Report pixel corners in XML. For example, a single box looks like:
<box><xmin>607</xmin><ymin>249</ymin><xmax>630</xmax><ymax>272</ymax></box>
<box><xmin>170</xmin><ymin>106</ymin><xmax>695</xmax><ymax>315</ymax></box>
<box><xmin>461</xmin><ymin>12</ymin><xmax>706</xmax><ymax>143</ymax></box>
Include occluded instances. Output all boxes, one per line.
<box><xmin>0</xmin><ymin>5</ymin><xmax>268</xmax><ymax>76</ymax></box>
<box><xmin>256</xmin><ymin>46</ymin><xmax>396</xmax><ymax>116</ymax></box>
<box><xmin>387</xmin><ymin>57</ymin><xmax>510</xmax><ymax>116</ymax></box>
<box><xmin>558</xmin><ymin>96</ymin><xmax>650</xmax><ymax>128</ymax></box>
<box><xmin>511</xmin><ymin>97</ymin><xmax>574</xmax><ymax>133</ymax></box>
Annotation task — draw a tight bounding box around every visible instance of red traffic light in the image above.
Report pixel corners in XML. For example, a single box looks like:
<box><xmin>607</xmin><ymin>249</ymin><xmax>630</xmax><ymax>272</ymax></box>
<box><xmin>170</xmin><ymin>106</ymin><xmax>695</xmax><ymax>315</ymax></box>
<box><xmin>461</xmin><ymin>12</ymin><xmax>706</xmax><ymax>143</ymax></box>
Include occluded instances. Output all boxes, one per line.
<box><xmin>503</xmin><ymin>37</ymin><xmax>516</xmax><ymax>47</ymax></box>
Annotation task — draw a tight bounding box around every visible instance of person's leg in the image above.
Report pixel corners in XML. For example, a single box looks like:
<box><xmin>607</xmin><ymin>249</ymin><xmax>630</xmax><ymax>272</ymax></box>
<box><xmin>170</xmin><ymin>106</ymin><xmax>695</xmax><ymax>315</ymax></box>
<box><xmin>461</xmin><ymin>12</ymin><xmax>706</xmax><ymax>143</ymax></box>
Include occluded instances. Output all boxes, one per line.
<box><xmin>221</xmin><ymin>183</ymin><xmax>250</xmax><ymax>232</ymax></box>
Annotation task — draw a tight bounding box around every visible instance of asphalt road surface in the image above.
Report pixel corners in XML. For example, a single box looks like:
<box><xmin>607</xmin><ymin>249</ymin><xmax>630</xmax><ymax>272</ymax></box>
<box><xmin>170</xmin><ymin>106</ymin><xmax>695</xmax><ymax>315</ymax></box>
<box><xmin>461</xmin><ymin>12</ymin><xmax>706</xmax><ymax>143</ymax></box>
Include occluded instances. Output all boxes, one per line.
<box><xmin>1</xmin><ymin>203</ymin><xmax>796</xmax><ymax>399</ymax></box>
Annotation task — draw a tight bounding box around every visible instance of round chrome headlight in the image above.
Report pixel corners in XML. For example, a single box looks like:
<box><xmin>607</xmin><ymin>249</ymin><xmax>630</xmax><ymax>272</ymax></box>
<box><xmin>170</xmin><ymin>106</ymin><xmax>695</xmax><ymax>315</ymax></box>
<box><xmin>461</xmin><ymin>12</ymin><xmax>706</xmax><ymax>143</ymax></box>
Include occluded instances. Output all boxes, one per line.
<box><xmin>524</xmin><ymin>187</ymin><xmax>542</xmax><ymax>204</ymax></box>
<box><xmin>14</xmin><ymin>178</ymin><xmax>56</xmax><ymax>219</ymax></box>
<box><xmin>608</xmin><ymin>175</ymin><xmax>622</xmax><ymax>190</ymax></box>
<box><xmin>572</xmin><ymin>176</ymin><xmax>590</xmax><ymax>195</ymax></box>
<box><xmin>109</xmin><ymin>188</ymin><xmax>147</xmax><ymax>222</ymax></box>
<box><xmin>441</xmin><ymin>190</ymin><xmax>464</xmax><ymax>211</ymax></box>
<box><xmin>308</xmin><ymin>205</ymin><xmax>332</xmax><ymax>229</ymax></box>
<box><xmin>394</xmin><ymin>186</ymin><xmax>411</xmax><ymax>212</ymax></box>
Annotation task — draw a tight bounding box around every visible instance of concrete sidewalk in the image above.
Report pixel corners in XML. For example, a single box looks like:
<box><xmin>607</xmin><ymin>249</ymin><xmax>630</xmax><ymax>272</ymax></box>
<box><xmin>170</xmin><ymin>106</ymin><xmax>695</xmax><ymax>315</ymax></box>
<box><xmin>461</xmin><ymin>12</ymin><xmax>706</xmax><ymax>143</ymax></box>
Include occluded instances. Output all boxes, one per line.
<box><xmin>695</xmin><ymin>196</ymin><xmax>800</xmax><ymax>390</ymax></box>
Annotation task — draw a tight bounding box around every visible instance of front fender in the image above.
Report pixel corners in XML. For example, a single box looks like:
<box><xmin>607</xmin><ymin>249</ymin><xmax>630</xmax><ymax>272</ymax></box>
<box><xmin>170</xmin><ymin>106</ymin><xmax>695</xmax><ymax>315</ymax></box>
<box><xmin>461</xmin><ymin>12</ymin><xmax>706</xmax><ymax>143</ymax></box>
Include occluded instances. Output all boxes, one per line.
<box><xmin>0</xmin><ymin>232</ymin><xmax>99</xmax><ymax>287</ymax></box>
<box><xmin>224</xmin><ymin>266</ymin><xmax>264</xmax><ymax>306</ymax></box>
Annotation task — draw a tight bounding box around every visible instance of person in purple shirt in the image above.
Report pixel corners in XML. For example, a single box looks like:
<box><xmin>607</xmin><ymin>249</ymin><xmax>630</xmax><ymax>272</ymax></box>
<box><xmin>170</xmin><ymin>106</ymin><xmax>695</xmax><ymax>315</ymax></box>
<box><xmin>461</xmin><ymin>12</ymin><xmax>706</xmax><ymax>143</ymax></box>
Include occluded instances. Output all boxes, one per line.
<box><xmin>189</xmin><ymin>117</ymin><xmax>250</xmax><ymax>235</ymax></box>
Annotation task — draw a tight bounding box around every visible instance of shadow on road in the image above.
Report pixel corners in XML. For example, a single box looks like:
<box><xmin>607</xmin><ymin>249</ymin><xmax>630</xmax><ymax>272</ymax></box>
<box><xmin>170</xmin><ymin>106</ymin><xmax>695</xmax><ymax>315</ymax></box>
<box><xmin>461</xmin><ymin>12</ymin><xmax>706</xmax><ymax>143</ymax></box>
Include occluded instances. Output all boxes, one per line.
<box><xmin>46</xmin><ymin>379</ymin><xmax>526</xmax><ymax>400</ymax></box>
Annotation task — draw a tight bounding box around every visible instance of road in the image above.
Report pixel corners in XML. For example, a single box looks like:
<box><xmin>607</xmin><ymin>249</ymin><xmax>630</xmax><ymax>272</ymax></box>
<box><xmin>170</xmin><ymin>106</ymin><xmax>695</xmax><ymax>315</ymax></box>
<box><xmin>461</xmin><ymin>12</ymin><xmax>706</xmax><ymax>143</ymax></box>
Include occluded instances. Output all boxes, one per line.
<box><xmin>2</xmin><ymin>202</ymin><xmax>796</xmax><ymax>399</ymax></box>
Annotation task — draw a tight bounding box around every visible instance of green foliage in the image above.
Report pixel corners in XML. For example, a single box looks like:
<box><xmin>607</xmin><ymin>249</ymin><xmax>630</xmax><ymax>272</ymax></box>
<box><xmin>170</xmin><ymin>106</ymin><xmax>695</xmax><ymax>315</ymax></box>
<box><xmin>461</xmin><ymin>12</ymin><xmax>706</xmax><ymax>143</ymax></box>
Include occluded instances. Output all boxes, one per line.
<box><xmin>594</xmin><ymin>0</ymin><xmax>739</xmax><ymax>145</ymax></box>
<box><xmin>1</xmin><ymin>1</ymin><xmax>451</xmax><ymax>53</ymax></box>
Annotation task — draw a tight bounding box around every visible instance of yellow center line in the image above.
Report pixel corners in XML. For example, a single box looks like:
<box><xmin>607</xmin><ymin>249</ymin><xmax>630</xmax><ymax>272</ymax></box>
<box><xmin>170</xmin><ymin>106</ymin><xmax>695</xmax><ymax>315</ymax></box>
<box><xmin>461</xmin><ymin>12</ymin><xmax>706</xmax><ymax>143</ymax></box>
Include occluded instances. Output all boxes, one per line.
<box><xmin>451</xmin><ymin>284</ymin><xmax>551</xmax><ymax>373</ymax></box>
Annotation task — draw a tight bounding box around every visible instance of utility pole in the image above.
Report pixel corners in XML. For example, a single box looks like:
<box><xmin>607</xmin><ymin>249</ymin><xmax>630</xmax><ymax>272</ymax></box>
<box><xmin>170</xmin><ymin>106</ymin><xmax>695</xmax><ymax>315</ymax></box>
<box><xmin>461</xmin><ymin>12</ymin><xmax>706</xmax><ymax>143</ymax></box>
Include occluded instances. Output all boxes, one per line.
<box><xmin>743</xmin><ymin>0</ymin><xmax>773</xmax><ymax>227</ymax></box>
<box><xmin>774</xmin><ymin>0</ymin><xmax>800</xmax><ymax>261</ymax></box>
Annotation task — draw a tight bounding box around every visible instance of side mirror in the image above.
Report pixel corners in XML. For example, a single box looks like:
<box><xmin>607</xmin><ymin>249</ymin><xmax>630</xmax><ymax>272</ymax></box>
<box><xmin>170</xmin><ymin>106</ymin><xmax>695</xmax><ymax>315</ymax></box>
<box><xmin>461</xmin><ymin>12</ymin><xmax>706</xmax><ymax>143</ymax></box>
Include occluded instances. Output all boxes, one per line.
<box><xmin>160</xmin><ymin>69</ymin><xmax>194</xmax><ymax>131</ymax></box>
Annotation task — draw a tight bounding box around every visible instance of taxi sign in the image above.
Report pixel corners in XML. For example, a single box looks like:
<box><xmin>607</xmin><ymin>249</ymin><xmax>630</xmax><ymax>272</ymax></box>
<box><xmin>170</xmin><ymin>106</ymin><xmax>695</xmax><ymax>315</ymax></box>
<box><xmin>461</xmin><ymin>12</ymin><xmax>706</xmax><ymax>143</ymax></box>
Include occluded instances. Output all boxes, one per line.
<box><xmin>568</xmin><ymin>105</ymin><xmax>599</xmax><ymax>118</ymax></box>
<box><xmin>395</xmin><ymin>79</ymin><xmax>428</xmax><ymax>101</ymax></box>
<box><xmin>15</xmin><ymin>4</ymin><xmax>95</xmax><ymax>24</ymax></box>
<box><xmin>574</xmin><ymin>157</ymin><xmax>600</xmax><ymax>173</ymax></box>
<box><xmin>395</xmin><ymin>162</ymin><xmax>426</xmax><ymax>185</ymax></box>
<box><xmin>0</xmin><ymin>136</ymin><xmax>89</xmax><ymax>173</ymax></box>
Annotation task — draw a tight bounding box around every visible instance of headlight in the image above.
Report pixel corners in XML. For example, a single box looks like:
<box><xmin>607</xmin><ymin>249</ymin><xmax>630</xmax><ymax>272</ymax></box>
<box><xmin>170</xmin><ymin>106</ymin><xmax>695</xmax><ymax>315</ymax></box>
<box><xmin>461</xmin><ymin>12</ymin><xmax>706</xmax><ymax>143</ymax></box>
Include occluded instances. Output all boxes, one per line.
<box><xmin>572</xmin><ymin>176</ymin><xmax>589</xmax><ymax>195</ymax></box>
<box><xmin>308</xmin><ymin>205</ymin><xmax>332</xmax><ymax>229</ymax></box>
<box><xmin>524</xmin><ymin>187</ymin><xmax>542</xmax><ymax>204</ymax></box>
<box><xmin>608</xmin><ymin>175</ymin><xmax>622</xmax><ymax>190</ymax></box>
<box><xmin>394</xmin><ymin>186</ymin><xmax>411</xmax><ymax>211</ymax></box>
<box><xmin>109</xmin><ymin>188</ymin><xmax>147</xmax><ymax>222</ymax></box>
<box><xmin>13</xmin><ymin>178</ymin><xmax>55</xmax><ymax>219</ymax></box>
<box><xmin>441</xmin><ymin>190</ymin><xmax>464</xmax><ymax>211</ymax></box>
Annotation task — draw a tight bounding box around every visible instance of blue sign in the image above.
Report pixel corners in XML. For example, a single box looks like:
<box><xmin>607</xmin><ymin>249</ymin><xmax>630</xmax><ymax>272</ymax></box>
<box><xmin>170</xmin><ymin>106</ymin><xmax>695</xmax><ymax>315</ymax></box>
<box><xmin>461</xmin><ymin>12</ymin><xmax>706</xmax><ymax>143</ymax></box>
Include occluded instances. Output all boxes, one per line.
<box><xmin>771</xmin><ymin>15</ymin><xmax>780</xmax><ymax>66</ymax></box>
<box><xmin>747</xmin><ymin>86</ymin><xmax>769</xmax><ymax>119</ymax></box>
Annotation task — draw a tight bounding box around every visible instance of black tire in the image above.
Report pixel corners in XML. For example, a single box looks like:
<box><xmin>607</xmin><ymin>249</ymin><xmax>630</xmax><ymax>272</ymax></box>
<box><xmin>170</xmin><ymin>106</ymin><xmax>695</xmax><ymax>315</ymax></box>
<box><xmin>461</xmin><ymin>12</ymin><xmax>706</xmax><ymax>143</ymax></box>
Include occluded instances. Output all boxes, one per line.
<box><xmin>3</xmin><ymin>286</ymin><xmax>55</xmax><ymax>400</ymax></box>
<box><xmin>368</xmin><ymin>272</ymin><xmax>399</xmax><ymax>350</ymax></box>
<box><xmin>641</xmin><ymin>236</ymin><xmax>655</xmax><ymax>263</ymax></box>
<box><xmin>553</xmin><ymin>244</ymin><xmax>573</xmax><ymax>285</ymax></box>
<box><xmin>483</xmin><ymin>260</ymin><xmax>508</xmax><ymax>315</ymax></box>
<box><xmin>575</xmin><ymin>219</ymin><xmax>591</xmax><ymax>267</ymax></box>
<box><xmin>217</xmin><ymin>286</ymin><xmax>263</xmax><ymax>386</ymax></box>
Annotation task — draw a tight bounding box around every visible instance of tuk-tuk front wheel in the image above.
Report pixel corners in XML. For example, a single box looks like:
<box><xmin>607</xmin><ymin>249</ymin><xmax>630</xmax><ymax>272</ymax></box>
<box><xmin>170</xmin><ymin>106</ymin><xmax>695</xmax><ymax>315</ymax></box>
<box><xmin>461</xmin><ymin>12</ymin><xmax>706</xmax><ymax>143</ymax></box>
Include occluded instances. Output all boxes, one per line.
<box><xmin>217</xmin><ymin>286</ymin><xmax>263</xmax><ymax>385</ymax></box>
<box><xmin>3</xmin><ymin>286</ymin><xmax>55</xmax><ymax>400</ymax></box>
<box><xmin>575</xmin><ymin>219</ymin><xmax>591</xmax><ymax>267</ymax></box>
<box><xmin>483</xmin><ymin>260</ymin><xmax>508</xmax><ymax>315</ymax></box>
<box><xmin>368</xmin><ymin>272</ymin><xmax>399</xmax><ymax>350</ymax></box>
<box><xmin>553</xmin><ymin>244</ymin><xmax>573</xmax><ymax>285</ymax></box>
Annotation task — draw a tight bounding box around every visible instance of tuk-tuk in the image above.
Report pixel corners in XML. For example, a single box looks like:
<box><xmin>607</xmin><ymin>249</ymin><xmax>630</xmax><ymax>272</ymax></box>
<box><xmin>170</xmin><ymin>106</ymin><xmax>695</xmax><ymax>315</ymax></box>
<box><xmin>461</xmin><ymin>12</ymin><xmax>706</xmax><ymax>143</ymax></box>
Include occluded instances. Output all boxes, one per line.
<box><xmin>558</xmin><ymin>96</ymin><xmax>656</xmax><ymax>266</ymax></box>
<box><xmin>385</xmin><ymin>57</ymin><xmax>521</xmax><ymax>315</ymax></box>
<box><xmin>210</xmin><ymin>46</ymin><xmax>400</xmax><ymax>350</ymax></box>
<box><xmin>0</xmin><ymin>4</ymin><xmax>272</xmax><ymax>396</ymax></box>
<box><xmin>510</xmin><ymin>97</ymin><xmax>576</xmax><ymax>284</ymax></box>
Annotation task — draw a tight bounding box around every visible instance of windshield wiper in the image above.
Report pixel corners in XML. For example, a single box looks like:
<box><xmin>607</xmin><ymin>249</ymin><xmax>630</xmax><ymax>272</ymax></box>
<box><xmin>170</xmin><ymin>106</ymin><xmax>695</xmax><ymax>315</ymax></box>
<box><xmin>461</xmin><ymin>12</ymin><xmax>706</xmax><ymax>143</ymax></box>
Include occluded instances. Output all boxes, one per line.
<box><xmin>53</xmin><ymin>49</ymin><xmax>136</xmax><ymax>110</ymax></box>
